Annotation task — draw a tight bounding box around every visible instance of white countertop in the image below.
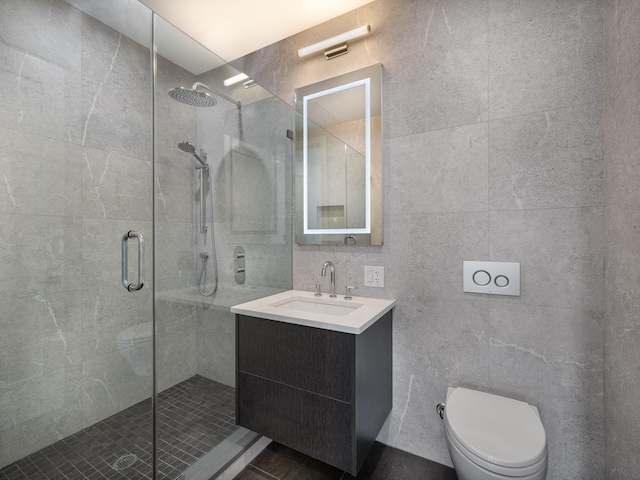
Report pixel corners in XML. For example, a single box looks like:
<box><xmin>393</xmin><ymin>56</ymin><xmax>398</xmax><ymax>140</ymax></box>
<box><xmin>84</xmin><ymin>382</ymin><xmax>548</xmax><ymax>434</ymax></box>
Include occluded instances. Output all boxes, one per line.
<box><xmin>230</xmin><ymin>289</ymin><xmax>395</xmax><ymax>334</ymax></box>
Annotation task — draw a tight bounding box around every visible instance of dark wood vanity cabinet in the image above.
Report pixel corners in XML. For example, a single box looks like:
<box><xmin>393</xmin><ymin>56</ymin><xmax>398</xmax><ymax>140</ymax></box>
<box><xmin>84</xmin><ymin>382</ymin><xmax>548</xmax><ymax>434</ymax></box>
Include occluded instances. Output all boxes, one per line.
<box><xmin>236</xmin><ymin>310</ymin><xmax>393</xmax><ymax>476</ymax></box>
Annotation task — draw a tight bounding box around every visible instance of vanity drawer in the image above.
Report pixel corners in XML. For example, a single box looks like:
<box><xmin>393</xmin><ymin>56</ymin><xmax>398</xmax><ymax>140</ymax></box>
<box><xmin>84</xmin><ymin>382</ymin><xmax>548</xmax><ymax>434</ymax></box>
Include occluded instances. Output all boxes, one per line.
<box><xmin>237</xmin><ymin>315</ymin><xmax>354</xmax><ymax>402</ymax></box>
<box><xmin>237</xmin><ymin>372</ymin><xmax>353</xmax><ymax>472</ymax></box>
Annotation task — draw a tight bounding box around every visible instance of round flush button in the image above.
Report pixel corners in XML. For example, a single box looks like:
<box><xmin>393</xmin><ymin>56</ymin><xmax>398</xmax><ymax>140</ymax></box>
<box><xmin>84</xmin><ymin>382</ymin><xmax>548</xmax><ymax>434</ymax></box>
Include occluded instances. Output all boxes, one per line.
<box><xmin>495</xmin><ymin>275</ymin><xmax>509</xmax><ymax>287</ymax></box>
<box><xmin>472</xmin><ymin>270</ymin><xmax>491</xmax><ymax>286</ymax></box>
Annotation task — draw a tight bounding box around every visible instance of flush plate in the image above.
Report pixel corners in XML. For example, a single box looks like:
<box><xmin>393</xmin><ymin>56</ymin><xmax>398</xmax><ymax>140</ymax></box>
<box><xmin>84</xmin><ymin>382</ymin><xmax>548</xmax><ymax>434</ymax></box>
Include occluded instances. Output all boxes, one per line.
<box><xmin>463</xmin><ymin>261</ymin><xmax>520</xmax><ymax>296</ymax></box>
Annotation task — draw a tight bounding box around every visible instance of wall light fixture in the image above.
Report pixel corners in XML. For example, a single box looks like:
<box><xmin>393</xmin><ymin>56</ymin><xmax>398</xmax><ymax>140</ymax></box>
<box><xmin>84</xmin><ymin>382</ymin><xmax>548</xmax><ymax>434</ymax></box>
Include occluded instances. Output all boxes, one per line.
<box><xmin>223</xmin><ymin>73</ymin><xmax>249</xmax><ymax>86</ymax></box>
<box><xmin>297</xmin><ymin>25</ymin><xmax>371</xmax><ymax>60</ymax></box>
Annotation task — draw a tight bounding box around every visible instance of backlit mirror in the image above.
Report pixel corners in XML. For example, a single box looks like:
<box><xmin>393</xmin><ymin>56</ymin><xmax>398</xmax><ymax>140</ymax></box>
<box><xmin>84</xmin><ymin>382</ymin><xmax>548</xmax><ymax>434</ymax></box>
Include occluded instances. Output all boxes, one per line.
<box><xmin>294</xmin><ymin>63</ymin><xmax>382</xmax><ymax>245</ymax></box>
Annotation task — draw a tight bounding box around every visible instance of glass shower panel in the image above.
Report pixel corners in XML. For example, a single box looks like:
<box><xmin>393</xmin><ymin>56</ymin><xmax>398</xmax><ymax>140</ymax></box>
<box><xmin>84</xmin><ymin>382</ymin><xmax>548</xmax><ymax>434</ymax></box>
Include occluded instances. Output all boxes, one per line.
<box><xmin>0</xmin><ymin>0</ymin><xmax>154</xmax><ymax>478</ymax></box>
<box><xmin>0</xmin><ymin>1</ymin><xmax>294</xmax><ymax>478</ymax></box>
<box><xmin>153</xmin><ymin>16</ymin><xmax>293</xmax><ymax>480</ymax></box>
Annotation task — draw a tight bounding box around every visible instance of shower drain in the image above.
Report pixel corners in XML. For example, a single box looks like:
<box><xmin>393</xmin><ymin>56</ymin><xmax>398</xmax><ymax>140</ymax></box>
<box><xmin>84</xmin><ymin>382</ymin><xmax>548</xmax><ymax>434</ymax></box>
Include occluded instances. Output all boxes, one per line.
<box><xmin>112</xmin><ymin>453</ymin><xmax>137</xmax><ymax>471</ymax></box>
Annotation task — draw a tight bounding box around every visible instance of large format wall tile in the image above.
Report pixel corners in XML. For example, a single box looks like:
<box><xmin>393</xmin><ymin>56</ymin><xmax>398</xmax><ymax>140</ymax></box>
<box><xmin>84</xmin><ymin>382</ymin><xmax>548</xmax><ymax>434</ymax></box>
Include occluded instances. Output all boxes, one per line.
<box><xmin>392</xmin><ymin>294</ymin><xmax>491</xmax><ymax>389</ymax></box>
<box><xmin>604</xmin><ymin>1</ymin><xmax>640</xmax><ymax>208</ymax></box>
<box><xmin>81</xmin><ymin>350</ymin><xmax>151</xmax><ymax>427</ymax></box>
<box><xmin>604</xmin><ymin>198</ymin><xmax>640</xmax><ymax>477</ymax></box>
<box><xmin>386</xmin><ymin>32</ymin><xmax>488</xmax><ymax>137</ymax></box>
<box><xmin>81</xmin><ymin>283</ymin><xmax>152</xmax><ymax>361</ymax></box>
<box><xmin>82</xmin><ymin>146</ymin><xmax>152</xmax><ymax>220</ymax></box>
<box><xmin>0</xmin><ymin>214</ymin><xmax>81</xmax><ymax>298</ymax></box>
<box><xmin>377</xmin><ymin>294</ymin><xmax>490</xmax><ymax>465</ymax></box>
<box><xmin>1</xmin><ymin>290</ymin><xmax>81</xmax><ymax>387</ymax></box>
<box><xmin>387</xmin><ymin>123</ymin><xmax>488</xmax><ymax>215</ymax></box>
<box><xmin>155</xmin><ymin>221</ymin><xmax>196</xmax><ymax>286</ymax></box>
<box><xmin>0</xmin><ymin>0</ymin><xmax>82</xmax><ymax>72</ymax></box>
<box><xmin>489</xmin><ymin>103</ymin><xmax>603</xmax><ymax>210</ymax></box>
<box><xmin>543</xmin><ymin>408</ymin><xmax>604</xmax><ymax>479</ymax></box>
<box><xmin>490</xmin><ymin>207</ymin><xmax>604</xmax><ymax>312</ymax></box>
<box><xmin>376</xmin><ymin>371</ymin><xmax>452</xmax><ymax>467</ymax></box>
<box><xmin>80</xmin><ymin>15</ymin><xmax>151</xmax><ymax>159</ymax></box>
<box><xmin>488</xmin><ymin>301</ymin><xmax>603</xmax><ymax>416</ymax></box>
<box><xmin>379</xmin><ymin>0</ymin><xmax>489</xmax><ymax>53</ymax></box>
<box><xmin>0</xmin><ymin>41</ymin><xmax>82</xmax><ymax>143</ymax></box>
<box><xmin>157</xmin><ymin>328</ymin><xmax>198</xmax><ymax>392</ymax></box>
<box><xmin>196</xmin><ymin>308</ymin><xmax>236</xmax><ymax>387</ymax></box>
<box><xmin>605</xmin><ymin>1</ymin><xmax>640</xmax><ymax>474</ymax></box>
<box><xmin>488</xmin><ymin>0</ymin><xmax>595</xmax><ymax>28</ymax></box>
<box><xmin>155</xmin><ymin>162</ymin><xmax>194</xmax><ymax>223</ymax></box>
<box><xmin>0</xmin><ymin>127</ymin><xmax>81</xmax><ymax>216</ymax></box>
<box><xmin>0</xmin><ymin>295</ymin><xmax>45</xmax><ymax>386</ymax></box>
<box><xmin>0</xmin><ymin>366</ymin><xmax>83</xmax><ymax>467</ymax></box>
<box><xmin>385</xmin><ymin>212</ymin><xmax>489</xmax><ymax>299</ymax></box>
<box><xmin>488</xmin><ymin>1</ymin><xmax>603</xmax><ymax>120</ymax></box>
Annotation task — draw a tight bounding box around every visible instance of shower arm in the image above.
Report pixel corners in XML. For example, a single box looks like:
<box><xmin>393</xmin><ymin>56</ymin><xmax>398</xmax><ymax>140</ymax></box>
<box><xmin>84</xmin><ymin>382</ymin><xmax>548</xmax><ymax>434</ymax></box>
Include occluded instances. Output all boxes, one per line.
<box><xmin>192</xmin><ymin>82</ymin><xmax>242</xmax><ymax>108</ymax></box>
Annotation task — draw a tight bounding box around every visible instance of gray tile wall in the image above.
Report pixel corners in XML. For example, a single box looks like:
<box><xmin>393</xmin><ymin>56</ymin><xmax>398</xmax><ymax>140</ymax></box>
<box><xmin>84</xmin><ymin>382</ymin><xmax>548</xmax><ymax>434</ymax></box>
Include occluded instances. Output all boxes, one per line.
<box><xmin>0</xmin><ymin>0</ymin><xmax>199</xmax><ymax>467</ymax></box>
<box><xmin>604</xmin><ymin>1</ymin><xmax>640</xmax><ymax>478</ymax></box>
<box><xmin>233</xmin><ymin>1</ymin><xmax>605</xmax><ymax>478</ymax></box>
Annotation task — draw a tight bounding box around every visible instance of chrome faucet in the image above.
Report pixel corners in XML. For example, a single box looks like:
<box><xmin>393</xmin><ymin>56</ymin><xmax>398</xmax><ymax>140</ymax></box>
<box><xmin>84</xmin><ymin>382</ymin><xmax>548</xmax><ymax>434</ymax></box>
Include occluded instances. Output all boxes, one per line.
<box><xmin>321</xmin><ymin>261</ymin><xmax>337</xmax><ymax>298</ymax></box>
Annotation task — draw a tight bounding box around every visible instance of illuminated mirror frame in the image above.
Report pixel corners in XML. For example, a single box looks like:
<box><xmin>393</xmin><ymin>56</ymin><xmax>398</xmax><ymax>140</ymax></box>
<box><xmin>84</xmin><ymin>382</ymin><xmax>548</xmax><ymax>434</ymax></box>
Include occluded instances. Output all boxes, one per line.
<box><xmin>302</xmin><ymin>78</ymin><xmax>371</xmax><ymax>235</ymax></box>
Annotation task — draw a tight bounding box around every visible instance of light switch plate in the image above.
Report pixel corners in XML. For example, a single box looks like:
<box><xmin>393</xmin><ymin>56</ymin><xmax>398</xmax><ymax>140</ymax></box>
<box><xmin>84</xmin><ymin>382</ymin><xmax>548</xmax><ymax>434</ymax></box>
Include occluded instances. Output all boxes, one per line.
<box><xmin>364</xmin><ymin>266</ymin><xmax>384</xmax><ymax>287</ymax></box>
<box><xmin>463</xmin><ymin>261</ymin><xmax>520</xmax><ymax>296</ymax></box>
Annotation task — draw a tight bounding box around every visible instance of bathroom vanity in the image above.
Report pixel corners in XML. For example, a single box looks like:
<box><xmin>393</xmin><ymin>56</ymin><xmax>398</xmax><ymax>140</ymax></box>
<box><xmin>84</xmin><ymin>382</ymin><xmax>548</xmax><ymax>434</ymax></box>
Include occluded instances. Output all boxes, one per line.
<box><xmin>231</xmin><ymin>291</ymin><xmax>394</xmax><ymax>475</ymax></box>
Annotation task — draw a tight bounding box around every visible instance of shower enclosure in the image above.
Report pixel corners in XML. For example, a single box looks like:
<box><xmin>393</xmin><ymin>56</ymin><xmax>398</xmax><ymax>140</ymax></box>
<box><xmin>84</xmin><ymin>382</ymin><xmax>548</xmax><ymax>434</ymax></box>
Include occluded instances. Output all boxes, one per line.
<box><xmin>0</xmin><ymin>0</ymin><xmax>292</xmax><ymax>478</ymax></box>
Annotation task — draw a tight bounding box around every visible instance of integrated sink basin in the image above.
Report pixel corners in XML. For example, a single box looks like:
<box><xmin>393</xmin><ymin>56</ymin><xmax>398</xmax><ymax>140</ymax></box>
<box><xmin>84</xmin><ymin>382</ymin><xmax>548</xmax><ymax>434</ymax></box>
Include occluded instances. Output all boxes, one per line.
<box><xmin>270</xmin><ymin>297</ymin><xmax>363</xmax><ymax>316</ymax></box>
<box><xmin>230</xmin><ymin>289</ymin><xmax>395</xmax><ymax>334</ymax></box>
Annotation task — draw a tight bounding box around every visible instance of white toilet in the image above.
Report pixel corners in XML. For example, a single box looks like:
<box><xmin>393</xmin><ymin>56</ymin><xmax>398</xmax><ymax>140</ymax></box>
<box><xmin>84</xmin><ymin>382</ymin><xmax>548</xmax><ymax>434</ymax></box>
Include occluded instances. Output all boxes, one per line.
<box><xmin>116</xmin><ymin>321</ymin><xmax>153</xmax><ymax>376</ymax></box>
<box><xmin>443</xmin><ymin>387</ymin><xmax>548</xmax><ymax>480</ymax></box>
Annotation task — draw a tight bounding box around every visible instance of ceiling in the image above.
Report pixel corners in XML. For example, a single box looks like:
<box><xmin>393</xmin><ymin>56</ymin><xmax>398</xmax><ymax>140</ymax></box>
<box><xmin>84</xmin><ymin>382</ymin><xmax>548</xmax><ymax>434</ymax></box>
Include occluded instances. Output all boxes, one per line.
<box><xmin>139</xmin><ymin>0</ymin><xmax>376</xmax><ymax>62</ymax></box>
<box><xmin>66</xmin><ymin>0</ymin><xmax>375</xmax><ymax>76</ymax></box>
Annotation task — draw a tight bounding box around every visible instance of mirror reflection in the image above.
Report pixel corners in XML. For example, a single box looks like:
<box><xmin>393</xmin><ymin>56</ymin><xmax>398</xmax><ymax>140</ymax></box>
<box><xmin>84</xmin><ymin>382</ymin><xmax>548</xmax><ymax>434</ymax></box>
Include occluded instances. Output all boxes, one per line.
<box><xmin>295</xmin><ymin>64</ymin><xmax>382</xmax><ymax>245</ymax></box>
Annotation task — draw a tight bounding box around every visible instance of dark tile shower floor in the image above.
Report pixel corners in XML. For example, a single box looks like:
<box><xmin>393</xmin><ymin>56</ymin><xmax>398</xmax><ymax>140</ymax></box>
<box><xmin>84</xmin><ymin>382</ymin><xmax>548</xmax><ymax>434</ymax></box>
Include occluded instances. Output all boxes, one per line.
<box><xmin>0</xmin><ymin>375</ymin><xmax>236</xmax><ymax>480</ymax></box>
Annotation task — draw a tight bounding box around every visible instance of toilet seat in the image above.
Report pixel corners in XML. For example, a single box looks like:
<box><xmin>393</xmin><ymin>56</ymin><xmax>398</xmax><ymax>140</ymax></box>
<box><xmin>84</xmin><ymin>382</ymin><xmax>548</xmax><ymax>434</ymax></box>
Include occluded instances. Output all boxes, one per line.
<box><xmin>444</xmin><ymin>388</ymin><xmax>547</xmax><ymax>477</ymax></box>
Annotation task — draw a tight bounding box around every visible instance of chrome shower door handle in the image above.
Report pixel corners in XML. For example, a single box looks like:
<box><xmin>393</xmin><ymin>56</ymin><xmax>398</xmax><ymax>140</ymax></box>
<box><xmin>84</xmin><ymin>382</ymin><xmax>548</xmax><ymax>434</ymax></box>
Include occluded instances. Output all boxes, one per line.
<box><xmin>122</xmin><ymin>231</ymin><xmax>145</xmax><ymax>292</ymax></box>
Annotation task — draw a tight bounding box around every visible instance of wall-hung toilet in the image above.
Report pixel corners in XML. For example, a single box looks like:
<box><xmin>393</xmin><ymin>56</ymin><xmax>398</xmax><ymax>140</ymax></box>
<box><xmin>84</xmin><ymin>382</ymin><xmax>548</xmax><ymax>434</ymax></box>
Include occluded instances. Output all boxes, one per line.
<box><xmin>443</xmin><ymin>387</ymin><xmax>548</xmax><ymax>480</ymax></box>
<box><xmin>116</xmin><ymin>321</ymin><xmax>153</xmax><ymax>376</ymax></box>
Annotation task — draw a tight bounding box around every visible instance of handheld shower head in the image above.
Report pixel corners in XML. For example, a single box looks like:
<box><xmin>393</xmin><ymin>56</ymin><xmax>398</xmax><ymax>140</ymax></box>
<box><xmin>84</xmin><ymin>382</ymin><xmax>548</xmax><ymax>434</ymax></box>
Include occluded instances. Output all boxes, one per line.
<box><xmin>177</xmin><ymin>141</ymin><xmax>207</xmax><ymax>168</ymax></box>
<box><xmin>178</xmin><ymin>141</ymin><xmax>196</xmax><ymax>154</ymax></box>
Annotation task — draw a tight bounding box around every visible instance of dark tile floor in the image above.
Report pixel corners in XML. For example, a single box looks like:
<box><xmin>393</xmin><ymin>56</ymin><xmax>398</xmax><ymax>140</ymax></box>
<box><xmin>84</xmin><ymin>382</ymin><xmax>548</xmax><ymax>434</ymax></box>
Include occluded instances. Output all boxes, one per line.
<box><xmin>0</xmin><ymin>375</ymin><xmax>236</xmax><ymax>480</ymax></box>
<box><xmin>233</xmin><ymin>441</ymin><xmax>458</xmax><ymax>480</ymax></box>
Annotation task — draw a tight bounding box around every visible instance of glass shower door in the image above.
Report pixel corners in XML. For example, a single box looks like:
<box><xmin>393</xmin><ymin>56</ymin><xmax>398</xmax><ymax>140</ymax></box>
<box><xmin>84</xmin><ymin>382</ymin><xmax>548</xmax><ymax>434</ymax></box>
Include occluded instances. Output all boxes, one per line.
<box><xmin>0</xmin><ymin>1</ymin><xmax>294</xmax><ymax>478</ymax></box>
<box><xmin>152</xmin><ymin>13</ymin><xmax>294</xmax><ymax>480</ymax></box>
<box><xmin>0</xmin><ymin>0</ymin><xmax>155</xmax><ymax>478</ymax></box>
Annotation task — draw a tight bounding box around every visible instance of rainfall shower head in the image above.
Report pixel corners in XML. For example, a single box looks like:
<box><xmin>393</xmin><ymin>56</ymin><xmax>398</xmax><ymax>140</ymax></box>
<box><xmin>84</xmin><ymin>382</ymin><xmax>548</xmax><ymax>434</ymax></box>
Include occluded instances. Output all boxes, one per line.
<box><xmin>169</xmin><ymin>87</ymin><xmax>217</xmax><ymax>107</ymax></box>
<box><xmin>168</xmin><ymin>82</ymin><xmax>241</xmax><ymax>108</ymax></box>
<box><xmin>178</xmin><ymin>141</ymin><xmax>207</xmax><ymax>168</ymax></box>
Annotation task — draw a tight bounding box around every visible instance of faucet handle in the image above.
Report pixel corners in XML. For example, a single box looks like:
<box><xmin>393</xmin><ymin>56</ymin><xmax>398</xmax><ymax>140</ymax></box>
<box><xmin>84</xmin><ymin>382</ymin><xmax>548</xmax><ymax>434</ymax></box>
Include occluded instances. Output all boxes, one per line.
<box><xmin>344</xmin><ymin>286</ymin><xmax>353</xmax><ymax>300</ymax></box>
<box><xmin>314</xmin><ymin>284</ymin><xmax>322</xmax><ymax>297</ymax></box>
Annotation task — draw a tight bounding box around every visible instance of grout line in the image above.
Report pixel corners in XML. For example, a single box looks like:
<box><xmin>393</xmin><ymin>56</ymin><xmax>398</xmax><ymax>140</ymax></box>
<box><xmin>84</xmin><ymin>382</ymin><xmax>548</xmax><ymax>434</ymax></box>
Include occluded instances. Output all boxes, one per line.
<box><xmin>487</xmin><ymin>99</ymin><xmax>603</xmax><ymax>124</ymax></box>
<box><xmin>486</xmin><ymin>1</ymin><xmax>597</xmax><ymax>34</ymax></box>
